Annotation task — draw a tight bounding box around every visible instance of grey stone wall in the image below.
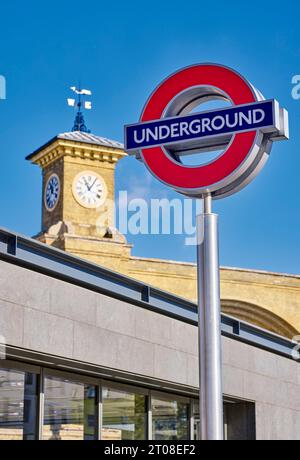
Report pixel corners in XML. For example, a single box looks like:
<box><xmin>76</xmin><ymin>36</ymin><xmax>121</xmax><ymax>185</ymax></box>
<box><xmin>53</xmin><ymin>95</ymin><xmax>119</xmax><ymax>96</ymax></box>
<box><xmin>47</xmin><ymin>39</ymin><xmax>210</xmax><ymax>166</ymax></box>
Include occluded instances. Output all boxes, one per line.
<box><xmin>0</xmin><ymin>259</ymin><xmax>299</xmax><ymax>440</ymax></box>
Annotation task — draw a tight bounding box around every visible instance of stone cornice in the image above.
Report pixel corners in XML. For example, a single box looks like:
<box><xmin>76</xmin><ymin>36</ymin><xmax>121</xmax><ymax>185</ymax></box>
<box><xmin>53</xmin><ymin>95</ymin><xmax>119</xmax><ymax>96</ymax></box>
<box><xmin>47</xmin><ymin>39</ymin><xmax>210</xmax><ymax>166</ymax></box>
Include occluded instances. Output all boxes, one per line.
<box><xmin>27</xmin><ymin>138</ymin><xmax>127</xmax><ymax>168</ymax></box>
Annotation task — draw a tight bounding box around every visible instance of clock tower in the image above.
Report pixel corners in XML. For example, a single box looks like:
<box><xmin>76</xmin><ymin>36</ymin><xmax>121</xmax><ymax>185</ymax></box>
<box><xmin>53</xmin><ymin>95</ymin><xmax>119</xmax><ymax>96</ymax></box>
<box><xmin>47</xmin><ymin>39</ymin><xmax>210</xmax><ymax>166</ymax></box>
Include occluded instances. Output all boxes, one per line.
<box><xmin>26</xmin><ymin>121</ymin><xmax>132</xmax><ymax>272</ymax></box>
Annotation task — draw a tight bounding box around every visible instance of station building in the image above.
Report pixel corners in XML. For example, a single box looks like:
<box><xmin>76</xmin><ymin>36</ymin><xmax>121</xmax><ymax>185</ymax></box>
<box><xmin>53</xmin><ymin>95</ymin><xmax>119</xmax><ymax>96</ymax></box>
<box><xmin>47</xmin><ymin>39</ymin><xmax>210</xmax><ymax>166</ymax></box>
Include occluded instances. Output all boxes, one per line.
<box><xmin>0</xmin><ymin>128</ymin><xmax>299</xmax><ymax>440</ymax></box>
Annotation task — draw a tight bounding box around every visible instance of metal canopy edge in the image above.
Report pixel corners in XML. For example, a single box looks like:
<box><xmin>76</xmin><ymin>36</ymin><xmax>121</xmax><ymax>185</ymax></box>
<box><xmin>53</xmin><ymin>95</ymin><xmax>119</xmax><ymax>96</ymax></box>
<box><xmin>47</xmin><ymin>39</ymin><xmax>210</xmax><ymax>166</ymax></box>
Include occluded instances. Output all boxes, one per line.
<box><xmin>0</xmin><ymin>227</ymin><xmax>297</xmax><ymax>361</ymax></box>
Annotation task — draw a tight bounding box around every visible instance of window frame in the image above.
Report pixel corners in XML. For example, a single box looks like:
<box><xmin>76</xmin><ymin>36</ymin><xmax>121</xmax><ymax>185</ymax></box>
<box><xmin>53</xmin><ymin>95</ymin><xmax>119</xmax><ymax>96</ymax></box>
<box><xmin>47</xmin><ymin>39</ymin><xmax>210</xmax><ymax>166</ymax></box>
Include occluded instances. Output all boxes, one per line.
<box><xmin>0</xmin><ymin>360</ymin><xmax>257</xmax><ymax>441</ymax></box>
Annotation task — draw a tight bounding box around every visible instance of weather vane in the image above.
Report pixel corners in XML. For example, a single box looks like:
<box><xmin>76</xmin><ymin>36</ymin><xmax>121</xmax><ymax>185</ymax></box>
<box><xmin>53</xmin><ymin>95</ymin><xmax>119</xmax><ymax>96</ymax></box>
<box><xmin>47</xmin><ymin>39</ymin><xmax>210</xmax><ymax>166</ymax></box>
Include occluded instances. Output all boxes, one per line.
<box><xmin>67</xmin><ymin>85</ymin><xmax>92</xmax><ymax>133</ymax></box>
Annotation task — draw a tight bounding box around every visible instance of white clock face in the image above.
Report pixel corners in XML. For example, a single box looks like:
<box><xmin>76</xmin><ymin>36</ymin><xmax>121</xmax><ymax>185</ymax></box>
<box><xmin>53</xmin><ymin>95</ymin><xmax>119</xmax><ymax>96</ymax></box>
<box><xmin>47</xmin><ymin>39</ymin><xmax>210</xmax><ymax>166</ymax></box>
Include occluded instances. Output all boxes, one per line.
<box><xmin>44</xmin><ymin>174</ymin><xmax>60</xmax><ymax>211</ymax></box>
<box><xmin>72</xmin><ymin>171</ymin><xmax>107</xmax><ymax>208</ymax></box>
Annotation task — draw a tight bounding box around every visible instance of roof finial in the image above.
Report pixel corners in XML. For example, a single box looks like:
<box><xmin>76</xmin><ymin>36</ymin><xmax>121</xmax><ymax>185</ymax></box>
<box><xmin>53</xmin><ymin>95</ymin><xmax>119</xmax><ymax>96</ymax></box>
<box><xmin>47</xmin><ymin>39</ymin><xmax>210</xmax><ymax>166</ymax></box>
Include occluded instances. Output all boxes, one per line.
<box><xmin>67</xmin><ymin>85</ymin><xmax>92</xmax><ymax>133</ymax></box>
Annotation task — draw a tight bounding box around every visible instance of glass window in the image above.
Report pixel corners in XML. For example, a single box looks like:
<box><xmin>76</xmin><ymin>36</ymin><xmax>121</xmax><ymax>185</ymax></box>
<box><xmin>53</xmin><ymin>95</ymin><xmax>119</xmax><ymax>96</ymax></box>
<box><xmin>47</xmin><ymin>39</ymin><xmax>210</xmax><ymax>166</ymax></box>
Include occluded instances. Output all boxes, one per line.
<box><xmin>0</xmin><ymin>366</ymin><xmax>38</xmax><ymax>440</ymax></box>
<box><xmin>102</xmin><ymin>386</ymin><xmax>147</xmax><ymax>440</ymax></box>
<box><xmin>43</xmin><ymin>375</ymin><xmax>97</xmax><ymax>440</ymax></box>
<box><xmin>152</xmin><ymin>396</ymin><xmax>189</xmax><ymax>440</ymax></box>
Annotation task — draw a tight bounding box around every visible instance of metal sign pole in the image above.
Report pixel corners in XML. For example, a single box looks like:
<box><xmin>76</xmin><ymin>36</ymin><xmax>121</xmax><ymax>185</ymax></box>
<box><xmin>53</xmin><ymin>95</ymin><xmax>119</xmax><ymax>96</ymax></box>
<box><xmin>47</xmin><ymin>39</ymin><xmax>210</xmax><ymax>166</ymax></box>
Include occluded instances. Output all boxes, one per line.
<box><xmin>197</xmin><ymin>195</ymin><xmax>224</xmax><ymax>440</ymax></box>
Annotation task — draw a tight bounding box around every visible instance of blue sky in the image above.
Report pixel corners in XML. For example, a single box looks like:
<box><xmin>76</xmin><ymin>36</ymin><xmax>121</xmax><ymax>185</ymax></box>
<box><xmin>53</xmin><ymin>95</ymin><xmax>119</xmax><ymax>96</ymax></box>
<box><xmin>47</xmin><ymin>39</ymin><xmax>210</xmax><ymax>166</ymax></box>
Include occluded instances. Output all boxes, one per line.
<box><xmin>0</xmin><ymin>0</ymin><xmax>299</xmax><ymax>274</ymax></box>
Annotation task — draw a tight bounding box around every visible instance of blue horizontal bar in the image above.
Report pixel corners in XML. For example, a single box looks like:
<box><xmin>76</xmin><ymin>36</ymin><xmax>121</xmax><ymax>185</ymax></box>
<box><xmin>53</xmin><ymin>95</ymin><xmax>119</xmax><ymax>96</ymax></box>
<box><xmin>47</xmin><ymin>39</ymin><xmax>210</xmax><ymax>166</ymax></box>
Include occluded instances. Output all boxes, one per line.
<box><xmin>125</xmin><ymin>100</ymin><xmax>275</xmax><ymax>151</ymax></box>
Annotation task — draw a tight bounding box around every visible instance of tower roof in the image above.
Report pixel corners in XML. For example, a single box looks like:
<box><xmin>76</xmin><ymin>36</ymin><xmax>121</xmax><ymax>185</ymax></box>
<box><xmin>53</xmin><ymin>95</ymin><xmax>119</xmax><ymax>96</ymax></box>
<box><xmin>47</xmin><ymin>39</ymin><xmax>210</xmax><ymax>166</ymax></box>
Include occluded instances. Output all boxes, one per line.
<box><xmin>58</xmin><ymin>131</ymin><xmax>124</xmax><ymax>149</ymax></box>
<box><xmin>26</xmin><ymin>131</ymin><xmax>124</xmax><ymax>161</ymax></box>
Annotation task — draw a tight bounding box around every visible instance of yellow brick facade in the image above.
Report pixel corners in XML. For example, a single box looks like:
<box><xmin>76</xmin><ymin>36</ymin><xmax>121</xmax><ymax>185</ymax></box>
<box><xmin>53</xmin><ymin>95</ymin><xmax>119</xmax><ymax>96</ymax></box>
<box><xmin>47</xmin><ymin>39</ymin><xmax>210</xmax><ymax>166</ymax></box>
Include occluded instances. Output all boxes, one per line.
<box><xmin>27</xmin><ymin>135</ymin><xmax>300</xmax><ymax>339</ymax></box>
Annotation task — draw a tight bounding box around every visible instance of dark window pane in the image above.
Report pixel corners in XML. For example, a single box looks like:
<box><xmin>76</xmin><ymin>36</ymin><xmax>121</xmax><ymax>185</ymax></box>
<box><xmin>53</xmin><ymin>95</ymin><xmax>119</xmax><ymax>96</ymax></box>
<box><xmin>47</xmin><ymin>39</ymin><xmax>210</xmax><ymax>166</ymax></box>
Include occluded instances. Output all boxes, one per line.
<box><xmin>224</xmin><ymin>401</ymin><xmax>256</xmax><ymax>440</ymax></box>
<box><xmin>193</xmin><ymin>399</ymin><xmax>256</xmax><ymax>440</ymax></box>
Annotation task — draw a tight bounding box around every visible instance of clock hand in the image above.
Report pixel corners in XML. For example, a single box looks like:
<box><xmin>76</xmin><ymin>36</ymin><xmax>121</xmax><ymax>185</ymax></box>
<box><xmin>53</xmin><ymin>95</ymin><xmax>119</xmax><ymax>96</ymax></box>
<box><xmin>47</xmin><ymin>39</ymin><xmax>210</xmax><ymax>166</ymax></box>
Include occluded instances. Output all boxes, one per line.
<box><xmin>89</xmin><ymin>178</ymin><xmax>97</xmax><ymax>191</ymax></box>
<box><xmin>83</xmin><ymin>177</ymin><xmax>90</xmax><ymax>191</ymax></box>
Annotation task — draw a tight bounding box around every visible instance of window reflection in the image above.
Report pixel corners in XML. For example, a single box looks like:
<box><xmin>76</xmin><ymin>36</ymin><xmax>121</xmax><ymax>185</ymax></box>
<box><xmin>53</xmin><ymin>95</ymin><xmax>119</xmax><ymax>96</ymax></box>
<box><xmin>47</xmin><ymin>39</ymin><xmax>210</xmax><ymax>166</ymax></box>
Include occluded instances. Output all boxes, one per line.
<box><xmin>0</xmin><ymin>367</ymin><xmax>38</xmax><ymax>440</ymax></box>
<box><xmin>102</xmin><ymin>387</ymin><xmax>146</xmax><ymax>440</ymax></box>
<box><xmin>152</xmin><ymin>397</ymin><xmax>188</xmax><ymax>440</ymax></box>
<box><xmin>0</xmin><ymin>363</ymin><xmax>256</xmax><ymax>441</ymax></box>
<box><xmin>43</xmin><ymin>376</ymin><xmax>97</xmax><ymax>440</ymax></box>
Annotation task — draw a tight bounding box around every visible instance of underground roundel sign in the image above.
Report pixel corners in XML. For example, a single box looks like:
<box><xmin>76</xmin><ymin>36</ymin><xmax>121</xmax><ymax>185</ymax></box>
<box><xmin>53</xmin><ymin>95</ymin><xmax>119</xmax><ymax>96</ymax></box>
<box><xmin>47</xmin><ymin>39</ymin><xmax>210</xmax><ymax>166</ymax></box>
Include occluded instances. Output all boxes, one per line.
<box><xmin>124</xmin><ymin>64</ymin><xmax>289</xmax><ymax>199</ymax></box>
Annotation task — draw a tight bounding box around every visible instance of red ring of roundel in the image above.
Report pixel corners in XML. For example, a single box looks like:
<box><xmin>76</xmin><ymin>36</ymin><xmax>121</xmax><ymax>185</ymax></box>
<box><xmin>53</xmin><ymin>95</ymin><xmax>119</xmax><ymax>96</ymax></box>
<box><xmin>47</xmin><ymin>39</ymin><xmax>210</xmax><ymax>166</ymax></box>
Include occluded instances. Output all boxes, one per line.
<box><xmin>140</xmin><ymin>64</ymin><xmax>257</xmax><ymax>190</ymax></box>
